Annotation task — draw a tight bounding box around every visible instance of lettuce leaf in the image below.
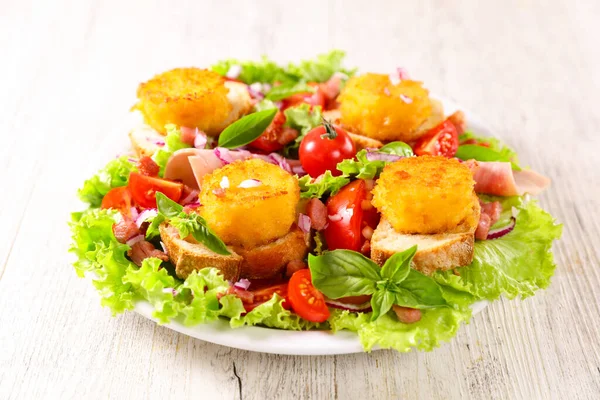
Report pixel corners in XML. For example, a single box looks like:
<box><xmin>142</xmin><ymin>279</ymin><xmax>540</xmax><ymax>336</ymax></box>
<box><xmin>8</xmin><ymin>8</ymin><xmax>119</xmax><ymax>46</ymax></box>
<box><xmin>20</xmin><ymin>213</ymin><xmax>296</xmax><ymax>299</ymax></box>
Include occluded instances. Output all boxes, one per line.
<box><xmin>69</xmin><ymin>209</ymin><xmax>136</xmax><ymax>314</ymax></box>
<box><xmin>211</xmin><ymin>50</ymin><xmax>354</xmax><ymax>85</ymax></box>
<box><xmin>434</xmin><ymin>198</ymin><xmax>562</xmax><ymax>300</ymax></box>
<box><xmin>153</xmin><ymin>124</ymin><xmax>191</xmax><ymax>176</ymax></box>
<box><xmin>298</xmin><ymin>171</ymin><xmax>350</xmax><ymax>199</ymax></box>
<box><xmin>283</xmin><ymin>103</ymin><xmax>323</xmax><ymax>157</ymax></box>
<box><xmin>329</xmin><ymin>305</ymin><xmax>471</xmax><ymax>352</ymax></box>
<box><xmin>230</xmin><ymin>295</ymin><xmax>323</xmax><ymax>331</ymax></box>
<box><xmin>77</xmin><ymin>157</ymin><xmax>137</xmax><ymax>207</ymax></box>
<box><xmin>286</xmin><ymin>50</ymin><xmax>356</xmax><ymax>83</ymax></box>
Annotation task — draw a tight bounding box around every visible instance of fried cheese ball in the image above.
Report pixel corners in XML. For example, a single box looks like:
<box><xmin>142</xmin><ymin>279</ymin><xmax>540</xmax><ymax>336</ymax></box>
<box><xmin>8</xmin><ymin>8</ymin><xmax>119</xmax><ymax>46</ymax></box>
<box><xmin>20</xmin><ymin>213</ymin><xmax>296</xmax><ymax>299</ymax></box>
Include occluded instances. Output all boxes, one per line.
<box><xmin>372</xmin><ymin>156</ymin><xmax>480</xmax><ymax>234</ymax></box>
<box><xmin>134</xmin><ymin>68</ymin><xmax>252</xmax><ymax>135</ymax></box>
<box><xmin>199</xmin><ymin>159</ymin><xmax>300</xmax><ymax>249</ymax></box>
<box><xmin>338</xmin><ymin>73</ymin><xmax>433</xmax><ymax>142</ymax></box>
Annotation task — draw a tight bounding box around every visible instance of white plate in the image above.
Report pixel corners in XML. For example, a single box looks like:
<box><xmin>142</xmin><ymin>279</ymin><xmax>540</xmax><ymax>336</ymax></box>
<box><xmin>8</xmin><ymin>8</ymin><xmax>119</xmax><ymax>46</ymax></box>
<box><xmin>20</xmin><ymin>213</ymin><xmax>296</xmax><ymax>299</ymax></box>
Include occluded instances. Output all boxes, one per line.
<box><xmin>130</xmin><ymin>96</ymin><xmax>492</xmax><ymax>355</ymax></box>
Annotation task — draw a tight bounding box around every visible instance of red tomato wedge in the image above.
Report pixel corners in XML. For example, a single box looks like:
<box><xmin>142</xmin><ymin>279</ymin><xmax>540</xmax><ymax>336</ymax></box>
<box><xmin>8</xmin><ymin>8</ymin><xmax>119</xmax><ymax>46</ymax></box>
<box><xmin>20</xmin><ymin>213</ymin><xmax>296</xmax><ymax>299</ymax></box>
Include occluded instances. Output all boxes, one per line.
<box><xmin>288</xmin><ymin>269</ymin><xmax>330</xmax><ymax>323</ymax></box>
<box><xmin>324</xmin><ymin>180</ymin><xmax>366</xmax><ymax>251</ymax></box>
<box><xmin>413</xmin><ymin>119</ymin><xmax>459</xmax><ymax>158</ymax></box>
<box><xmin>245</xmin><ymin>283</ymin><xmax>289</xmax><ymax>312</ymax></box>
<box><xmin>128</xmin><ymin>172</ymin><xmax>183</xmax><ymax>209</ymax></box>
<box><xmin>101</xmin><ymin>186</ymin><xmax>133</xmax><ymax>217</ymax></box>
<box><xmin>281</xmin><ymin>83</ymin><xmax>326</xmax><ymax>110</ymax></box>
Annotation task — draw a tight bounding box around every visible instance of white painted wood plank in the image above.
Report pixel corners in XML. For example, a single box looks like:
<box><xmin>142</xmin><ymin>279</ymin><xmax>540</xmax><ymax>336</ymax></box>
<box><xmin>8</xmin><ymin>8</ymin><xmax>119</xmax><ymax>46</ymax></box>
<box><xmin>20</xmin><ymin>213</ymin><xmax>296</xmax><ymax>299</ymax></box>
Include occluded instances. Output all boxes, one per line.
<box><xmin>0</xmin><ymin>0</ymin><xmax>599</xmax><ymax>399</ymax></box>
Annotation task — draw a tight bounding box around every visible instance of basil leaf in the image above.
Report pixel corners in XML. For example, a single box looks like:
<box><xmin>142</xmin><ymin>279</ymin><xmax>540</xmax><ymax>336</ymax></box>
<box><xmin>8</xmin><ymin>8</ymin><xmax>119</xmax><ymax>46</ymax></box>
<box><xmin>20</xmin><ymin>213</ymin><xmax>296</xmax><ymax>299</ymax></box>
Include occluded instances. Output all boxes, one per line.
<box><xmin>308</xmin><ymin>250</ymin><xmax>381</xmax><ymax>299</ymax></box>
<box><xmin>380</xmin><ymin>245</ymin><xmax>417</xmax><ymax>283</ymax></box>
<box><xmin>265</xmin><ymin>82</ymin><xmax>314</xmax><ymax>101</ymax></box>
<box><xmin>370</xmin><ymin>289</ymin><xmax>395</xmax><ymax>321</ymax></box>
<box><xmin>217</xmin><ymin>108</ymin><xmax>277</xmax><ymax>149</ymax></box>
<box><xmin>379</xmin><ymin>142</ymin><xmax>414</xmax><ymax>157</ymax></box>
<box><xmin>156</xmin><ymin>192</ymin><xmax>183</xmax><ymax>218</ymax></box>
<box><xmin>455</xmin><ymin>144</ymin><xmax>521</xmax><ymax>171</ymax></box>
<box><xmin>394</xmin><ymin>269</ymin><xmax>448</xmax><ymax>309</ymax></box>
<box><xmin>190</xmin><ymin>216</ymin><xmax>231</xmax><ymax>255</ymax></box>
<box><xmin>298</xmin><ymin>171</ymin><xmax>350</xmax><ymax>199</ymax></box>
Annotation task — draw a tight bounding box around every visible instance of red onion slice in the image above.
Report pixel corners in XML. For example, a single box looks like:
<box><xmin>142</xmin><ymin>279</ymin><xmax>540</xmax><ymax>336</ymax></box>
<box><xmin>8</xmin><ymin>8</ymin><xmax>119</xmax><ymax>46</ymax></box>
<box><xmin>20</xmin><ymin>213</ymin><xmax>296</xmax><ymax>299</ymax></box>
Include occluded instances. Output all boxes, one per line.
<box><xmin>126</xmin><ymin>234</ymin><xmax>144</xmax><ymax>247</ymax></box>
<box><xmin>180</xmin><ymin>189</ymin><xmax>200</xmax><ymax>205</ymax></box>
<box><xmin>136</xmin><ymin>209</ymin><xmax>158</xmax><ymax>227</ymax></box>
<box><xmin>214</xmin><ymin>147</ymin><xmax>235</xmax><ymax>164</ymax></box>
<box><xmin>487</xmin><ymin>217</ymin><xmax>516</xmax><ymax>240</ymax></box>
<box><xmin>325</xmin><ymin>299</ymin><xmax>372</xmax><ymax>312</ymax></box>
<box><xmin>130</xmin><ymin>207</ymin><xmax>139</xmax><ymax>221</ymax></box>
<box><xmin>365</xmin><ymin>151</ymin><xmax>402</xmax><ymax>163</ymax></box>
<box><xmin>400</xmin><ymin>94</ymin><xmax>413</xmax><ymax>104</ymax></box>
<box><xmin>194</xmin><ymin>131</ymin><xmax>207</xmax><ymax>149</ymax></box>
<box><xmin>298</xmin><ymin>213</ymin><xmax>311</xmax><ymax>233</ymax></box>
<box><xmin>153</xmin><ymin>140</ymin><xmax>166</xmax><ymax>146</ymax></box>
<box><xmin>233</xmin><ymin>278</ymin><xmax>251</xmax><ymax>290</ymax></box>
<box><xmin>397</xmin><ymin>67</ymin><xmax>410</xmax><ymax>80</ymax></box>
<box><xmin>226</xmin><ymin>64</ymin><xmax>242</xmax><ymax>79</ymax></box>
<box><xmin>269</xmin><ymin>153</ymin><xmax>293</xmax><ymax>173</ymax></box>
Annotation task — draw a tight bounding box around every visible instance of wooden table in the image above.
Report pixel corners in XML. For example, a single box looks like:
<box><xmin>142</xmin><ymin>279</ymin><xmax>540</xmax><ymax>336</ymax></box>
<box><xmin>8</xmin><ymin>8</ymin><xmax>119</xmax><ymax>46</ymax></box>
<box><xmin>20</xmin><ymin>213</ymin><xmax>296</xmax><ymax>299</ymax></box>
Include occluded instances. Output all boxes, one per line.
<box><xmin>1</xmin><ymin>1</ymin><xmax>598</xmax><ymax>398</ymax></box>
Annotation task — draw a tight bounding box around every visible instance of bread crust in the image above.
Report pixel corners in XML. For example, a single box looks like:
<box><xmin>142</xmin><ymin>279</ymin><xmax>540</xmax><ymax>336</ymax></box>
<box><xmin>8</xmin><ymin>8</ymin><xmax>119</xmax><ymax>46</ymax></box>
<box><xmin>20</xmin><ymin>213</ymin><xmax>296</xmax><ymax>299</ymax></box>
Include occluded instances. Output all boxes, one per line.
<box><xmin>371</xmin><ymin>219</ymin><xmax>475</xmax><ymax>275</ymax></box>
<box><xmin>232</xmin><ymin>225</ymin><xmax>310</xmax><ymax>279</ymax></box>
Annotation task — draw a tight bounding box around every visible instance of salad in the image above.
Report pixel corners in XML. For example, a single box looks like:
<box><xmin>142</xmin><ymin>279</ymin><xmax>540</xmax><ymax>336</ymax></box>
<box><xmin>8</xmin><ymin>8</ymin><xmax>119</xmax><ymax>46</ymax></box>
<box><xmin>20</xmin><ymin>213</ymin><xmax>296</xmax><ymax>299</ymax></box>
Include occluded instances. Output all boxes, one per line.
<box><xmin>70</xmin><ymin>51</ymin><xmax>562</xmax><ymax>352</ymax></box>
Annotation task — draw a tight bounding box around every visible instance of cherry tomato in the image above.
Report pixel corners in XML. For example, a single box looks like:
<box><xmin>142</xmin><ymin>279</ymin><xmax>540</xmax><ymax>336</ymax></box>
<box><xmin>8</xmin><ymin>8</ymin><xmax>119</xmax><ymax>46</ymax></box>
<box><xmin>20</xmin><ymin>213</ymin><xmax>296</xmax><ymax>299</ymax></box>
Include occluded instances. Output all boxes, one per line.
<box><xmin>245</xmin><ymin>283</ymin><xmax>289</xmax><ymax>312</ymax></box>
<box><xmin>281</xmin><ymin>83</ymin><xmax>326</xmax><ymax>110</ymax></box>
<box><xmin>288</xmin><ymin>269</ymin><xmax>330</xmax><ymax>323</ymax></box>
<box><xmin>413</xmin><ymin>119</ymin><xmax>459</xmax><ymax>158</ymax></box>
<box><xmin>299</xmin><ymin>121</ymin><xmax>356</xmax><ymax>178</ymax></box>
<box><xmin>128</xmin><ymin>172</ymin><xmax>183</xmax><ymax>209</ymax></box>
<box><xmin>324</xmin><ymin>180</ymin><xmax>367</xmax><ymax>251</ymax></box>
<box><xmin>101</xmin><ymin>186</ymin><xmax>133</xmax><ymax>217</ymax></box>
<box><xmin>248</xmin><ymin>111</ymin><xmax>297</xmax><ymax>153</ymax></box>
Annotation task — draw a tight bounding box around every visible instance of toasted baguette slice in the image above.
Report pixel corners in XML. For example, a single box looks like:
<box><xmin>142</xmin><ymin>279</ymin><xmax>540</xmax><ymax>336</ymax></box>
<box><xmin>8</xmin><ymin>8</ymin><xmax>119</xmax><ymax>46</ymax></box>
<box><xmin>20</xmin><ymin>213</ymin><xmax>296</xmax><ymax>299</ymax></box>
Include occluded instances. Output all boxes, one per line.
<box><xmin>159</xmin><ymin>224</ymin><xmax>242</xmax><ymax>281</ymax></box>
<box><xmin>232</xmin><ymin>226</ymin><xmax>310</xmax><ymax>279</ymax></box>
<box><xmin>322</xmin><ymin>109</ymin><xmax>383</xmax><ymax>150</ymax></box>
<box><xmin>129</xmin><ymin>125</ymin><xmax>164</xmax><ymax>157</ymax></box>
<box><xmin>371</xmin><ymin>219</ymin><xmax>474</xmax><ymax>275</ymax></box>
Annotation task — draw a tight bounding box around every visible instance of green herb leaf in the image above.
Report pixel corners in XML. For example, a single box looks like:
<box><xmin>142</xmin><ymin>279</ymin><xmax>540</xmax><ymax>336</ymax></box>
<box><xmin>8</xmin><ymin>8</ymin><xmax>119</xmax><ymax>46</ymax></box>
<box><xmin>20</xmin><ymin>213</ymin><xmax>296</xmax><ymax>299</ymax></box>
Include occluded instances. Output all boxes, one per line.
<box><xmin>265</xmin><ymin>82</ymin><xmax>315</xmax><ymax>101</ymax></box>
<box><xmin>298</xmin><ymin>171</ymin><xmax>350</xmax><ymax>199</ymax></box>
<box><xmin>455</xmin><ymin>144</ymin><xmax>521</xmax><ymax>171</ymax></box>
<box><xmin>370</xmin><ymin>289</ymin><xmax>395</xmax><ymax>321</ymax></box>
<box><xmin>156</xmin><ymin>192</ymin><xmax>183</xmax><ymax>218</ymax></box>
<box><xmin>380</xmin><ymin>245</ymin><xmax>417</xmax><ymax>283</ymax></box>
<box><xmin>459</xmin><ymin>132</ymin><xmax>519</xmax><ymax>165</ymax></box>
<box><xmin>308</xmin><ymin>251</ymin><xmax>381</xmax><ymax>299</ymax></box>
<box><xmin>218</xmin><ymin>108</ymin><xmax>278</xmax><ymax>149</ymax></box>
<box><xmin>394</xmin><ymin>270</ymin><xmax>448</xmax><ymax>309</ymax></box>
<box><xmin>286</xmin><ymin>50</ymin><xmax>356</xmax><ymax>83</ymax></box>
<box><xmin>155</xmin><ymin>193</ymin><xmax>230</xmax><ymax>255</ymax></box>
<box><xmin>210</xmin><ymin>57</ymin><xmax>293</xmax><ymax>85</ymax></box>
<box><xmin>336</xmin><ymin>150</ymin><xmax>385</xmax><ymax>179</ymax></box>
<box><xmin>379</xmin><ymin>141</ymin><xmax>414</xmax><ymax>157</ymax></box>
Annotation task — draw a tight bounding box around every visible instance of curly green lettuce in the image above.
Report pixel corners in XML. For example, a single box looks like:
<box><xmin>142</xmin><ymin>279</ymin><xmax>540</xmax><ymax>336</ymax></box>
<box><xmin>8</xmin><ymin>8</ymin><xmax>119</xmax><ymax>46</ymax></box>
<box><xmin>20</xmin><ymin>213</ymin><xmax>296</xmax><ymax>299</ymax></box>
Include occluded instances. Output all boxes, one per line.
<box><xmin>77</xmin><ymin>157</ymin><xmax>137</xmax><ymax>207</ymax></box>
<box><xmin>434</xmin><ymin>198</ymin><xmax>562</xmax><ymax>299</ymax></box>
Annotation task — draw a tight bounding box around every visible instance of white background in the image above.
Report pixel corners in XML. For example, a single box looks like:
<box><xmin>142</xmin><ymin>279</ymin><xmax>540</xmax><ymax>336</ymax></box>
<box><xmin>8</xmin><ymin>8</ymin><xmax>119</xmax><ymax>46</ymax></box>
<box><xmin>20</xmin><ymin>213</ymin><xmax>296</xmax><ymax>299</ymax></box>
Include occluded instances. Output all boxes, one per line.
<box><xmin>1</xmin><ymin>0</ymin><xmax>599</xmax><ymax>399</ymax></box>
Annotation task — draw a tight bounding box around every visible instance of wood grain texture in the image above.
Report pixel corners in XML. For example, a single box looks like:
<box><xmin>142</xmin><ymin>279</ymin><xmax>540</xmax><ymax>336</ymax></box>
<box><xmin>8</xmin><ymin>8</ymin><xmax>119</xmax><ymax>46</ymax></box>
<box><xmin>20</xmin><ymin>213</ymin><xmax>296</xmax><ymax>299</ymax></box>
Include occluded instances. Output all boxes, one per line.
<box><xmin>1</xmin><ymin>0</ymin><xmax>599</xmax><ymax>399</ymax></box>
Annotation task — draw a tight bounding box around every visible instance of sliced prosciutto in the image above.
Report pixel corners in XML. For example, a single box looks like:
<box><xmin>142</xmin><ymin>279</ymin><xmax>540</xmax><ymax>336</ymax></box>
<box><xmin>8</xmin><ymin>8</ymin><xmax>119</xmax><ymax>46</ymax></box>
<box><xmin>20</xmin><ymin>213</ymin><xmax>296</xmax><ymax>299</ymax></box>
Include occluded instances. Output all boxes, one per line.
<box><xmin>470</xmin><ymin>161</ymin><xmax>550</xmax><ymax>196</ymax></box>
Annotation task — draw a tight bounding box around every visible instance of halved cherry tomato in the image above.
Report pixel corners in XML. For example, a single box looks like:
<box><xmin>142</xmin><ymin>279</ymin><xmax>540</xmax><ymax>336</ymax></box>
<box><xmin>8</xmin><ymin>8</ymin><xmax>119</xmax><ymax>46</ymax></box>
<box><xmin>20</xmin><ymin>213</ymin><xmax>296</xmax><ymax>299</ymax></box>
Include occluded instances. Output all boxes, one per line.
<box><xmin>128</xmin><ymin>172</ymin><xmax>183</xmax><ymax>209</ymax></box>
<box><xmin>413</xmin><ymin>119</ymin><xmax>459</xmax><ymax>158</ymax></box>
<box><xmin>248</xmin><ymin>111</ymin><xmax>297</xmax><ymax>153</ymax></box>
<box><xmin>299</xmin><ymin>121</ymin><xmax>356</xmax><ymax>178</ymax></box>
<box><xmin>288</xmin><ymin>269</ymin><xmax>330</xmax><ymax>323</ymax></box>
<box><xmin>101</xmin><ymin>186</ymin><xmax>133</xmax><ymax>217</ymax></box>
<box><xmin>245</xmin><ymin>283</ymin><xmax>289</xmax><ymax>312</ymax></box>
<box><xmin>324</xmin><ymin>180</ymin><xmax>366</xmax><ymax>251</ymax></box>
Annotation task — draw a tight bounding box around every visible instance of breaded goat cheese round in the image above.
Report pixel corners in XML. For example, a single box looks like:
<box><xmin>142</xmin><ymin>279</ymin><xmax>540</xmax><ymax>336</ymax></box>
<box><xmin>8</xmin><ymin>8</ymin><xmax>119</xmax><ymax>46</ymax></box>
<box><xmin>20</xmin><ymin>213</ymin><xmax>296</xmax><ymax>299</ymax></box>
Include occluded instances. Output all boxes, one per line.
<box><xmin>372</xmin><ymin>156</ymin><xmax>480</xmax><ymax>234</ymax></box>
<box><xmin>134</xmin><ymin>68</ymin><xmax>252</xmax><ymax>135</ymax></box>
<box><xmin>199</xmin><ymin>159</ymin><xmax>300</xmax><ymax>249</ymax></box>
<box><xmin>338</xmin><ymin>73</ymin><xmax>433</xmax><ymax>142</ymax></box>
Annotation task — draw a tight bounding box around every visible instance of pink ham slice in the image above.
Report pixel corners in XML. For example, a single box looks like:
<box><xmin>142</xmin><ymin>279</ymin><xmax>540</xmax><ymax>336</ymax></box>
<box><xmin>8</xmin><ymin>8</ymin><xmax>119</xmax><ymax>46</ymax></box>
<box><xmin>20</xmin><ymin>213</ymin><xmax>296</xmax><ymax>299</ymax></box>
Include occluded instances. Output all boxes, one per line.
<box><xmin>471</xmin><ymin>161</ymin><xmax>550</xmax><ymax>196</ymax></box>
<box><xmin>164</xmin><ymin>148</ymin><xmax>252</xmax><ymax>190</ymax></box>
